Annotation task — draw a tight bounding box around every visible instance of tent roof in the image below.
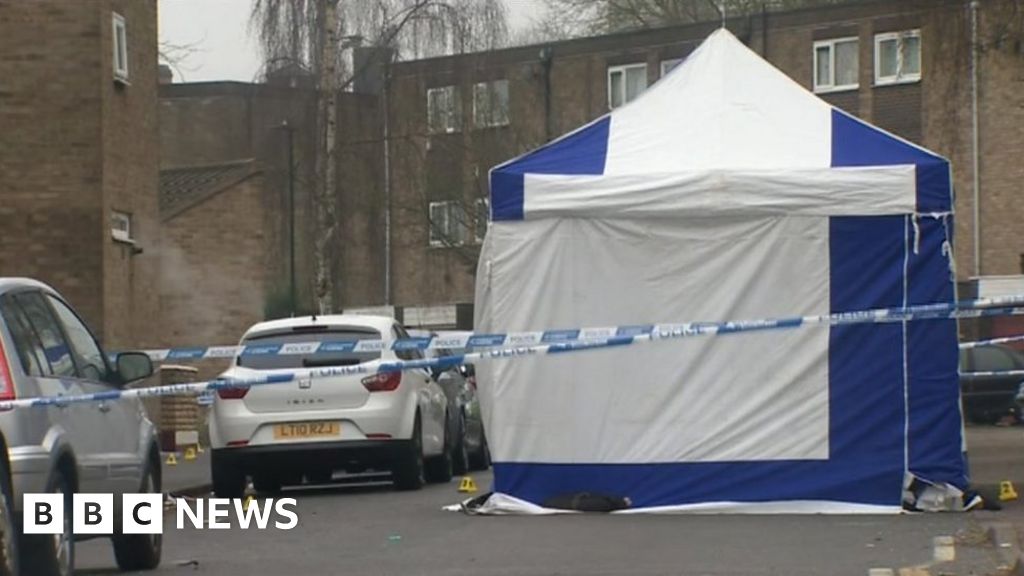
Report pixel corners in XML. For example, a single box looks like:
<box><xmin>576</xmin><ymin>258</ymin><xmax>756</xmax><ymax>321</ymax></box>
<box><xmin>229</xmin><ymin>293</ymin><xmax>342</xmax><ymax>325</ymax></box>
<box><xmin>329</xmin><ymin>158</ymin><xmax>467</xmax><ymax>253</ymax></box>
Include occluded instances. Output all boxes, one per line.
<box><xmin>490</xmin><ymin>29</ymin><xmax>950</xmax><ymax>222</ymax></box>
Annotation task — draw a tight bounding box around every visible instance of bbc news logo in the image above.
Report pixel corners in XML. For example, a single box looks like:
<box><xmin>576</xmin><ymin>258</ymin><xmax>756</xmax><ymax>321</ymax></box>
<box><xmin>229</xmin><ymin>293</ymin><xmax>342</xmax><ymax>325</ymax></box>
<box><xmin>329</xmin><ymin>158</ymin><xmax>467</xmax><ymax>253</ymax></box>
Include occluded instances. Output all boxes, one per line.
<box><xmin>23</xmin><ymin>494</ymin><xmax>298</xmax><ymax>534</ymax></box>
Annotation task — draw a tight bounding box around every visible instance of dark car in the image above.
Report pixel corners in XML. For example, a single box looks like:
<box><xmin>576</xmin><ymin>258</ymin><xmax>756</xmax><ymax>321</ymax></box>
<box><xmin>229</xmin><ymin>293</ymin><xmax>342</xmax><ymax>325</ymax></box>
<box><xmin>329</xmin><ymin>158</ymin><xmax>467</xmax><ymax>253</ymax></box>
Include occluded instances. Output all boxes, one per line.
<box><xmin>960</xmin><ymin>344</ymin><xmax>1024</xmax><ymax>423</ymax></box>
<box><xmin>407</xmin><ymin>330</ymin><xmax>490</xmax><ymax>473</ymax></box>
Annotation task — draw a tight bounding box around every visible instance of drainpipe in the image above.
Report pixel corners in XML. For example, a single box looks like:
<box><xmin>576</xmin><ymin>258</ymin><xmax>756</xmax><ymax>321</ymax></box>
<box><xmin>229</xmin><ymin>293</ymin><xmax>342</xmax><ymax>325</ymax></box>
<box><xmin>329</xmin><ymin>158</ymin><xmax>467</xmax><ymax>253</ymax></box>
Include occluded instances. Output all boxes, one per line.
<box><xmin>970</xmin><ymin>0</ymin><xmax>981</xmax><ymax>277</ymax></box>
<box><xmin>539</xmin><ymin>47</ymin><xmax>553</xmax><ymax>141</ymax></box>
<box><xmin>383</xmin><ymin>52</ymin><xmax>393</xmax><ymax>304</ymax></box>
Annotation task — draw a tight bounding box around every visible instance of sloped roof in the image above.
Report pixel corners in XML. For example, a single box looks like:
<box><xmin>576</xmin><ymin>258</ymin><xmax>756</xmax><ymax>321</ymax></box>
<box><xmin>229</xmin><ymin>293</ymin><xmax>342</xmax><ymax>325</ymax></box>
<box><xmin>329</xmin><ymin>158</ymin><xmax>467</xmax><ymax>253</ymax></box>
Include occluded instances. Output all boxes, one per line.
<box><xmin>490</xmin><ymin>28</ymin><xmax>949</xmax><ymax>221</ymax></box>
<box><xmin>159</xmin><ymin>159</ymin><xmax>260</xmax><ymax>220</ymax></box>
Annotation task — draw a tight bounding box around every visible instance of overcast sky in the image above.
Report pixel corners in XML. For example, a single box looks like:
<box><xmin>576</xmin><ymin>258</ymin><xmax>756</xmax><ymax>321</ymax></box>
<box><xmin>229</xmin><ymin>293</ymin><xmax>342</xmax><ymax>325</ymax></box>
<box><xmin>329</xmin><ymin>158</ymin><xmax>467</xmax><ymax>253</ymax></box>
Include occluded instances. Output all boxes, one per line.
<box><xmin>159</xmin><ymin>0</ymin><xmax>546</xmax><ymax>82</ymax></box>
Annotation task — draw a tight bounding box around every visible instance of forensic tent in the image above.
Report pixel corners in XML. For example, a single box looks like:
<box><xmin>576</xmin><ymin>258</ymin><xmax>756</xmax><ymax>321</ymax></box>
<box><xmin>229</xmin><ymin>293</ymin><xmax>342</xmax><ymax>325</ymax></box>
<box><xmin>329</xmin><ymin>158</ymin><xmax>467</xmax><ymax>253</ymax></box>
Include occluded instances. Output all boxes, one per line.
<box><xmin>471</xmin><ymin>29</ymin><xmax>964</xmax><ymax>514</ymax></box>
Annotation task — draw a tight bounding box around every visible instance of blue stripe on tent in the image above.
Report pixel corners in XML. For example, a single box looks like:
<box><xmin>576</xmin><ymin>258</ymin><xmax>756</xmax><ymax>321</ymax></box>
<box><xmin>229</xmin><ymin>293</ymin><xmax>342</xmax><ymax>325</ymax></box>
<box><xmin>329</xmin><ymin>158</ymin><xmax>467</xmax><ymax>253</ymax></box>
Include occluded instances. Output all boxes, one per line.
<box><xmin>827</xmin><ymin>215</ymin><xmax>907</xmax><ymax>506</ymax></box>
<box><xmin>831</xmin><ymin>109</ymin><xmax>951</xmax><ymax>213</ymax></box>
<box><xmin>490</xmin><ymin>117</ymin><xmax>611</xmax><ymax>221</ymax></box>
<box><xmin>832</xmin><ymin>110</ymin><xmax>922</xmax><ymax>507</ymax></box>
<box><xmin>905</xmin><ymin>218</ymin><xmax>966</xmax><ymax>488</ymax></box>
<box><xmin>493</xmin><ymin>459</ymin><xmax>903</xmax><ymax>509</ymax></box>
<box><xmin>833</xmin><ymin>106</ymin><xmax>963</xmax><ymax>489</ymax></box>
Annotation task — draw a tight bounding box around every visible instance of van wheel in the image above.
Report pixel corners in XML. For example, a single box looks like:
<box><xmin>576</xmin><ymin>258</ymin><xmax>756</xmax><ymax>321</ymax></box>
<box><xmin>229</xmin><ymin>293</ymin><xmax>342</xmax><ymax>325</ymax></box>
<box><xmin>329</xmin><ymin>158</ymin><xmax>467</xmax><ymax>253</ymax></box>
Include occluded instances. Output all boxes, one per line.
<box><xmin>211</xmin><ymin>451</ymin><xmax>246</xmax><ymax>498</ymax></box>
<box><xmin>393</xmin><ymin>414</ymin><xmax>425</xmax><ymax>491</ymax></box>
<box><xmin>21</xmin><ymin>466</ymin><xmax>73</xmax><ymax>576</ymax></box>
<box><xmin>112</xmin><ymin>454</ymin><xmax>162</xmax><ymax>570</ymax></box>
<box><xmin>0</xmin><ymin>454</ymin><xmax>18</xmax><ymax>576</ymax></box>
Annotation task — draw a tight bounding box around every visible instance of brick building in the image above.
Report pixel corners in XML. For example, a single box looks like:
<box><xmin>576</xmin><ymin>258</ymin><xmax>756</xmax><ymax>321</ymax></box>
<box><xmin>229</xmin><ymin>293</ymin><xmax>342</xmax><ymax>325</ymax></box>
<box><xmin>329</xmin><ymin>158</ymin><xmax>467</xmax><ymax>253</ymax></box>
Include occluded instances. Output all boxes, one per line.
<box><xmin>383</xmin><ymin>0</ymin><xmax>1023</xmax><ymax>317</ymax></box>
<box><xmin>0</xmin><ymin>0</ymin><xmax>161</xmax><ymax>349</ymax></box>
<box><xmin>159</xmin><ymin>159</ymin><xmax>266</xmax><ymax>348</ymax></box>
<box><xmin>158</xmin><ymin>76</ymin><xmax>386</xmax><ymax>348</ymax></box>
<box><xmin>157</xmin><ymin>0</ymin><xmax>1024</xmax><ymax>336</ymax></box>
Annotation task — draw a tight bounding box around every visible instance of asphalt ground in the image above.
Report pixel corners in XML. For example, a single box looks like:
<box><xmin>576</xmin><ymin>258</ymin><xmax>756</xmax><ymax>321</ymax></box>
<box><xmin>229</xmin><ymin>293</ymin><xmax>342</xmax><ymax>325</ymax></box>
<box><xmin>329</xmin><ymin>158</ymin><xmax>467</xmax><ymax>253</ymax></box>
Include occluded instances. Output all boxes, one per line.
<box><xmin>70</xmin><ymin>425</ymin><xmax>1024</xmax><ymax>576</ymax></box>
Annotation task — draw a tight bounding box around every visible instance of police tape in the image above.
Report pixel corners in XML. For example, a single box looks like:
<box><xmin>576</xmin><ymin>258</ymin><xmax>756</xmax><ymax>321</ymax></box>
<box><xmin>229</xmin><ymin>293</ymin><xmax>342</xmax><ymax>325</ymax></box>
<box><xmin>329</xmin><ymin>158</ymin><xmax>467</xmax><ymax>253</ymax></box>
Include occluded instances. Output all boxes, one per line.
<box><xmin>959</xmin><ymin>334</ymin><xmax>1024</xmax><ymax>350</ymax></box>
<box><xmin>963</xmin><ymin>370</ymin><xmax>1024</xmax><ymax>378</ymax></box>
<box><xmin>134</xmin><ymin>294</ymin><xmax>1024</xmax><ymax>362</ymax></box>
<box><xmin>10</xmin><ymin>295</ymin><xmax>1024</xmax><ymax>410</ymax></box>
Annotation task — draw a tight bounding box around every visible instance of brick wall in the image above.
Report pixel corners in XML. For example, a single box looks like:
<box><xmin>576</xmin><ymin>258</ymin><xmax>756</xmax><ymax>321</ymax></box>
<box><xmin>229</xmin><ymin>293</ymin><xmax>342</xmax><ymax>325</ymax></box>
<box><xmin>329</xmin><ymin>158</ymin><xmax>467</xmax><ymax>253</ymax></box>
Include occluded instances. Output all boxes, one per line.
<box><xmin>159</xmin><ymin>83</ymin><xmax>385</xmax><ymax>312</ymax></box>
<box><xmin>101</xmin><ymin>0</ymin><xmax>161</xmax><ymax>349</ymax></box>
<box><xmin>973</xmin><ymin>1</ymin><xmax>1024</xmax><ymax>277</ymax></box>
<box><xmin>160</xmin><ymin>174</ymin><xmax>267</xmax><ymax>350</ymax></box>
<box><xmin>0</xmin><ymin>0</ymin><xmax>106</xmax><ymax>329</ymax></box>
<box><xmin>154</xmin><ymin>0</ymin><xmax>1024</xmax><ymax>321</ymax></box>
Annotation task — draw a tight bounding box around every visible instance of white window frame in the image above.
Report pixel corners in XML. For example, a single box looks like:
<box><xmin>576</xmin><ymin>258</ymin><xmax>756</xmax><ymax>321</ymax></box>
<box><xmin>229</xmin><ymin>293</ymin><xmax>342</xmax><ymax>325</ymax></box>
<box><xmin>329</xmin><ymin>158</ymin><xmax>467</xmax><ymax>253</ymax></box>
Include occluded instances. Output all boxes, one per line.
<box><xmin>111</xmin><ymin>210</ymin><xmax>133</xmax><ymax>244</ymax></box>
<box><xmin>660</xmin><ymin>58</ymin><xmax>682</xmax><ymax>78</ymax></box>
<box><xmin>812</xmin><ymin>37</ymin><xmax>859</xmax><ymax>93</ymax></box>
<box><xmin>112</xmin><ymin>12</ymin><xmax>129</xmax><ymax>84</ymax></box>
<box><xmin>426</xmin><ymin>86</ymin><xmax>460</xmax><ymax>134</ymax></box>
<box><xmin>474</xmin><ymin>198</ymin><xmax>489</xmax><ymax>243</ymax></box>
<box><xmin>607</xmin><ymin>63</ymin><xmax>647</xmax><ymax>109</ymax></box>
<box><xmin>428</xmin><ymin>201</ymin><xmax>468</xmax><ymax>247</ymax></box>
<box><xmin>473</xmin><ymin>80</ymin><xmax>510</xmax><ymax>129</ymax></box>
<box><xmin>874</xmin><ymin>29</ymin><xmax>921</xmax><ymax>86</ymax></box>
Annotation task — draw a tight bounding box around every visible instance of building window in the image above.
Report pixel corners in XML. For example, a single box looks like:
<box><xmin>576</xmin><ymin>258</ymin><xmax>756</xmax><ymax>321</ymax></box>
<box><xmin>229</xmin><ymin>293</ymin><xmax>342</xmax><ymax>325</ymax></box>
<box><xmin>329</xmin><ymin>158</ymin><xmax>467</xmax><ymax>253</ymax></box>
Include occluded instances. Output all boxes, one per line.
<box><xmin>660</xmin><ymin>58</ymin><xmax>682</xmax><ymax>78</ymax></box>
<box><xmin>475</xmin><ymin>198</ymin><xmax>489</xmax><ymax>243</ymax></box>
<box><xmin>473</xmin><ymin>80</ymin><xmax>510</xmax><ymax>128</ymax></box>
<box><xmin>607</xmin><ymin>63</ymin><xmax>647</xmax><ymax>109</ymax></box>
<box><xmin>428</xmin><ymin>201</ymin><xmax>469</xmax><ymax>247</ymax></box>
<box><xmin>813</xmin><ymin>37</ymin><xmax>858</xmax><ymax>93</ymax></box>
<box><xmin>874</xmin><ymin>30</ymin><xmax>921</xmax><ymax>85</ymax></box>
<box><xmin>111</xmin><ymin>210</ymin><xmax>133</xmax><ymax>243</ymax></box>
<box><xmin>112</xmin><ymin>12</ymin><xmax>129</xmax><ymax>83</ymax></box>
<box><xmin>427</xmin><ymin>86</ymin><xmax>461</xmax><ymax>134</ymax></box>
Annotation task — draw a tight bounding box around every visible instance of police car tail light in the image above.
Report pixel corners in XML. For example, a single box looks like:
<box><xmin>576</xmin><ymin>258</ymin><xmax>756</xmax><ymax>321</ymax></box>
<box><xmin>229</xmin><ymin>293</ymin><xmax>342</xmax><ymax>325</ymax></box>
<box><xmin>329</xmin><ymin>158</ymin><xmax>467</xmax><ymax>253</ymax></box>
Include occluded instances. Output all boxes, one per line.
<box><xmin>361</xmin><ymin>372</ymin><xmax>401</xmax><ymax>392</ymax></box>
<box><xmin>0</xmin><ymin>339</ymin><xmax>14</xmax><ymax>405</ymax></box>
<box><xmin>217</xmin><ymin>386</ymin><xmax>250</xmax><ymax>400</ymax></box>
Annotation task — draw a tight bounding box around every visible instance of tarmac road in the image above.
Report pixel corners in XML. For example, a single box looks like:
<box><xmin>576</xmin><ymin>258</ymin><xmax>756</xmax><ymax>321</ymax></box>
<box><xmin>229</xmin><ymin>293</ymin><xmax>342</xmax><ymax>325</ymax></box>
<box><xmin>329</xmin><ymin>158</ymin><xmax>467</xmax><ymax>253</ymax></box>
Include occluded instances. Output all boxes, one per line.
<box><xmin>71</xmin><ymin>425</ymin><xmax>1024</xmax><ymax>576</ymax></box>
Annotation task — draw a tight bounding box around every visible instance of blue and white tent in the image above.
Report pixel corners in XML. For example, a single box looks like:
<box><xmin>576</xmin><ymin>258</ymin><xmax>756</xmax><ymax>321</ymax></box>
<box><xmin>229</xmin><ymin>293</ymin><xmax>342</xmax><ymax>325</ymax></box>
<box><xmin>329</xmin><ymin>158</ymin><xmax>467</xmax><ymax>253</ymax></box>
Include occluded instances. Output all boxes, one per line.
<box><xmin>472</xmin><ymin>29</ymin><xmax>964</xmax><ymax>513</ymax></box>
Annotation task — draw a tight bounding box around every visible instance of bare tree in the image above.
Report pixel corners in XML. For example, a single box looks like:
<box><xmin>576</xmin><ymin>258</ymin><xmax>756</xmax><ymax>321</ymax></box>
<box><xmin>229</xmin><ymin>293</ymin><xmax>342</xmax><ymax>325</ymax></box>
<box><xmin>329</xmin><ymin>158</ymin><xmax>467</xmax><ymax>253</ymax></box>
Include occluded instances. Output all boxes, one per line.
<box><xmin>532</xmin><ymin>0</ymin><xmax>865</xmax><ymax>37</ymax></box>
<box><xmin>157</xmin><ymin>40</ymin><xmax>202</xmax><ymax>81</ymax></box>
<box><xmin>250</xmin><ymin>0</ymin><xmax>509</xmax><ymax>312</ymax></box>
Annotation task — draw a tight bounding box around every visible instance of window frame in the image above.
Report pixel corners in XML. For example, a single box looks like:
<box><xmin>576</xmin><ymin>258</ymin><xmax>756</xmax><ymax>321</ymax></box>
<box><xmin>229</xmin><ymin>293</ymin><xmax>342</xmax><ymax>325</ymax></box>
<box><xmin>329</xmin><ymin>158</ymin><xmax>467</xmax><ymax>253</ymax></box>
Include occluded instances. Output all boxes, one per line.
<box><xmin>607</xmin><ymin>63</ymin><xmax>647</xmax><ymax>109</ymax></box>
<box><xmin>426</xmin><ymin>85</ymin><xmax>461</xmax><ymax>134</ymax></box>
<box><xmin>472</xmin><ymin>79</ymin><xmax>510</xmax><ymax>129</ymax></box>
<box><xmin>112</xmin><ymin>12</ymin><xmax>129</xmax><ymax>84</ymax></box>
<box><xmin>111</xmin><ymin>210</ymin><xmax>133</xmax><ymax>244</ymax></box>
<box><xmin>428</xmin><ymin>200</ymin><xmax>469</xmax><ymax>248</ymax></box>
<box><xmin>660</xmin><ymin>58</ymin><xmax>683</xmax><ymax>78</ymax></box>
<box><xmin>873</xmin><ymin>29</ymin><xmax>921</xmax><ymax>86</ymax></box>
<box><xmin>812</xmin><ymin>36</ymin><xmax>859</xmax><ymax>93</ymax></box>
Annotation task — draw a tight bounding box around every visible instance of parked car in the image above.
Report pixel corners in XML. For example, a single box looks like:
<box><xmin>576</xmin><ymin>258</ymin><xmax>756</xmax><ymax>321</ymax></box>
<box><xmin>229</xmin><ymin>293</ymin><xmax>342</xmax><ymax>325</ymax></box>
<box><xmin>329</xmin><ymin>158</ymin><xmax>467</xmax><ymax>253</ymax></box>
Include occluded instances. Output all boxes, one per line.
<box><xmin>209</xmin><ymin>315</ymin><xmax>455</xmax><ymax>495</ymax></box>
<box><xmin>458</xmin><ymin>363</ymin><xmax>491</xmax><ymax>471</ymax></box>
<box><xmin>407</xmin><ymin>331</ymin><xmax>489</xmax><ymax>474</ymax></box>
<box><xmin>960</xmin><ymin>343</ymin><xmax>1024</xmax><ymax>423</ymax></box>
<box><xmin>0</xmin><ymin>278</ymin><xmax>160</xmax><ymax>576</ymax></box>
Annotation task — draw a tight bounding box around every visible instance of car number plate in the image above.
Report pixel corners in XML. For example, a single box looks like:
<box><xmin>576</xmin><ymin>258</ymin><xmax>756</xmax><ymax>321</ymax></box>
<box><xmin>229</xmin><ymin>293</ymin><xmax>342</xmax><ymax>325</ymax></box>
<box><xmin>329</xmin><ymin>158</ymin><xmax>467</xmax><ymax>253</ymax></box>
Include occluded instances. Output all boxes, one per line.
<box><xmin>273</xmin><ymin>421</ymin><xmax>341</xmax><ymax>440</ymax></box>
